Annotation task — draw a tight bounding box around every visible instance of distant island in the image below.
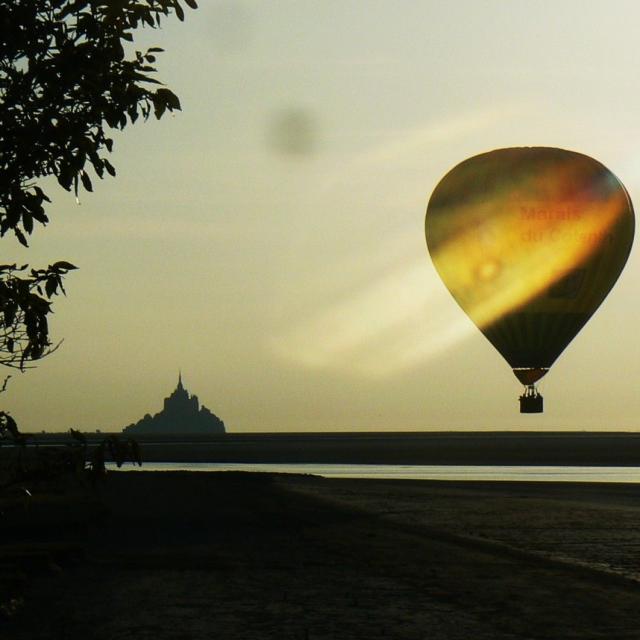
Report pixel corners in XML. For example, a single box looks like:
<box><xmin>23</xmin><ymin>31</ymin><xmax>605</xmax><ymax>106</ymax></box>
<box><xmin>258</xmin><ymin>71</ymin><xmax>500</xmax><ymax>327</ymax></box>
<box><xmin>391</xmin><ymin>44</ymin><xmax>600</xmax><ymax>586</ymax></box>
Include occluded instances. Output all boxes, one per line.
<box><xmin>123</xmin><ymin>374</ymin><xmax>226</xmax><ymax>435</ymax></box>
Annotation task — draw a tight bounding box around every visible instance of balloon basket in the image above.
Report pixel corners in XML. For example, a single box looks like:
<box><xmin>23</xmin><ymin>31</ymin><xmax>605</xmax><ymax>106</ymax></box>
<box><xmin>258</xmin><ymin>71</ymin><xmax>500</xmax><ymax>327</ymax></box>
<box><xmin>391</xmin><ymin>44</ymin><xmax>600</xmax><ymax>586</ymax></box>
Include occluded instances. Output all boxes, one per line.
<box><xmin>519</xmin><ymin>385</ymin><xmax>543</xmax><ymax>413</ymax></box>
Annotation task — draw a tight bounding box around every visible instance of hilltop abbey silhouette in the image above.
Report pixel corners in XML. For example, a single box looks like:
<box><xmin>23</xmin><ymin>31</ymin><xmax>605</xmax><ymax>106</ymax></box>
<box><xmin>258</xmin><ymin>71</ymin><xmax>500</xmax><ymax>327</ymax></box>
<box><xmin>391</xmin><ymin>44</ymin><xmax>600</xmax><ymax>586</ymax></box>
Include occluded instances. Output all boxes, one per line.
<box><xmin>123</xmin><ymin>374</ymin><xmax>226</xmax><ymax>435</ymax></box>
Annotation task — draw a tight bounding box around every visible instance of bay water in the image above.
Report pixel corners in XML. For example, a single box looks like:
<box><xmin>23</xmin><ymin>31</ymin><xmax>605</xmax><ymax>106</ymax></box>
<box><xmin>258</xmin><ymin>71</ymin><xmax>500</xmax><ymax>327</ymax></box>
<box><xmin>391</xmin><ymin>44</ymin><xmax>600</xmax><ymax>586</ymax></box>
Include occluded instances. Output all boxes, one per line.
<box><xmin>108</xmin><ymin>461</ymin><xmax>640</xmax><ymax>482</ymax></box>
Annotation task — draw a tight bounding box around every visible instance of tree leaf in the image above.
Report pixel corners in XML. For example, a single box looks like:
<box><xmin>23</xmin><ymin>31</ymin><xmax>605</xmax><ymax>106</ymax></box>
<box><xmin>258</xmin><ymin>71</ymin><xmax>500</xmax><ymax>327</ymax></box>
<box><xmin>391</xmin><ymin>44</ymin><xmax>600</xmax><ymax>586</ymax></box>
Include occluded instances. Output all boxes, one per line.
<box><xmin>104</xmin><ymin>159</ymin><xmax>116</xmax><ymax>177</ymax></box>
<box><xmin>80</xmin><ymin>171</ymin><xmax>93</xmax><ymax>192</ymax></box>
<box><xmin>57</xmin><ymin>172</ymin><xmax>72</xmax><ymax>191</ymax></box>
<box><xmin>52</xmin><ymin>261</ymin><xmax>78</xmax><ymax>271</ymax></box>
<box><xmin>45</xmin><ymin>278</ymin><xmax>58</xmax><ymax>298</ymax></box>
<box><xmin>14</xmin><ymin>228</ymin><xmax>28</xmax><ymax>247</ymax></box>
<box><xmin>23</xmin><ymin>214</ymin><xmax>33</xmax><ymax>235</ymax></box>
<box><xmin>155</xmin><ymin>88</ymin><xmax>181</xmax><ymax>111</ymax></box>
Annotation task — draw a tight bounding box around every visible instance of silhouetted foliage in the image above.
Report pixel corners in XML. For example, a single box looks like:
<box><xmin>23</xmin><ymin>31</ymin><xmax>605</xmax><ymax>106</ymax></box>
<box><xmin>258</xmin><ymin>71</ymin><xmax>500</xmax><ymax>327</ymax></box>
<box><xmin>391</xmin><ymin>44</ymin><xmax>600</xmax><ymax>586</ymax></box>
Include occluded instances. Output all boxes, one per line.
<box><xmin>0</xmin><ymin>262</ymin><xmax>77</xmax><ymax>369</ymax></box>
<box><xmin>0</xmin><ymin>0</ymin><xmax>196</xmax><ymax>369</ymax></box>
<box><xmin>0</xmin><ymin>410</ymin><xmax>20</xmax><ymax>440</ymax></box>
<box><xmin>0</xmin><ymin>426</ymin><xmax>142</xmax><ymax>494</ymax></box>
<box><xmin>89</xmin><ymin>434</ymin><xmax>142</xmax><ymax>476</ymax></box>
<box><xmin>0</xmin><ymin>2</ymin><xmax>195</xmax><ymax>619</ymax></box>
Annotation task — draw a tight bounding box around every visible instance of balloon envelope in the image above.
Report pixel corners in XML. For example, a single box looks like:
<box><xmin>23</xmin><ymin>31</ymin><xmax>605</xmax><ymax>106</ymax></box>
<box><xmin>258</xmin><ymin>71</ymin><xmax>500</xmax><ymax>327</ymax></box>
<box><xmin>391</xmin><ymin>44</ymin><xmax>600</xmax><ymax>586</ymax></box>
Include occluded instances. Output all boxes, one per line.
<box><xmin>425</xmin><ymin>147</ymin><xmax>634</xmax><ymax>386</ymax></box>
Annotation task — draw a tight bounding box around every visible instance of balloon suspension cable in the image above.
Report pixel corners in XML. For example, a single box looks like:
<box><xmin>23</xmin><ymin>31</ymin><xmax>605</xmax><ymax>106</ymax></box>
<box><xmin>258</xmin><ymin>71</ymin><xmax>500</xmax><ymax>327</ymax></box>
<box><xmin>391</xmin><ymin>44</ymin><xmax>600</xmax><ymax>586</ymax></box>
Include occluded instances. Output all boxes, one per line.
<box><xmin>519</xmin><ymin>383</ymin><xmax>543</xmax><ymax>414</ymax></box>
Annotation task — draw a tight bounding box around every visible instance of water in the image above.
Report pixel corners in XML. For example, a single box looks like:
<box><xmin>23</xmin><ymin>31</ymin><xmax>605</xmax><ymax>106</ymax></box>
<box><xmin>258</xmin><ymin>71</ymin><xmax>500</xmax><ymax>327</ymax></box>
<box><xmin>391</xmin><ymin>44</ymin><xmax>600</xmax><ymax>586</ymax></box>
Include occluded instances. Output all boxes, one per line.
<box><xmin>107</xmin><ymin>461</ymin><xmax>640</xmax><ymax>483</ymax></box>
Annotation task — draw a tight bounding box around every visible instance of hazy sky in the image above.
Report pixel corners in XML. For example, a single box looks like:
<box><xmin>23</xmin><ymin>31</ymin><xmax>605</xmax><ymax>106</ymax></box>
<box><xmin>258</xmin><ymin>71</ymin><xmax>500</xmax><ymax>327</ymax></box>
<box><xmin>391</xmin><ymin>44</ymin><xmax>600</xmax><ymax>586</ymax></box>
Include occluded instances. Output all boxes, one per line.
<box><xmin>7</xmin><ymin>1</ymin><xmax>640</xmax><ymax>432</ymax></box>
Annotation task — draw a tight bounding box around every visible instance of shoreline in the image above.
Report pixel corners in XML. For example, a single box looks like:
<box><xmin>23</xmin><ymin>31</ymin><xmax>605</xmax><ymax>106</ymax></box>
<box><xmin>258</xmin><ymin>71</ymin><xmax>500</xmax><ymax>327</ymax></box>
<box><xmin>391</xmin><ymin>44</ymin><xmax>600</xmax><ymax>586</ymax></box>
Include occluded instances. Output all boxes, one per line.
<box><xmin>7</xmin><ymin>430</ymin><xmax>640</xmax><ymax>466</ymax></box>
<box><xmin>107</xmin><ymin>461</ymin><xmax>640</xmax><ymax>484</ymax></box>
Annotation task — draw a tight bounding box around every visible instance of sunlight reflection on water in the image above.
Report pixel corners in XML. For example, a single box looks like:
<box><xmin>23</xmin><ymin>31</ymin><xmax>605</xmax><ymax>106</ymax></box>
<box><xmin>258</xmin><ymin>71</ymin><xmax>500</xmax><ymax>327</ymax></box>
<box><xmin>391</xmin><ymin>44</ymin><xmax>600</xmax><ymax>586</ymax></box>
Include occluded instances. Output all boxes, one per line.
<box><xmin>107</xmin><ymin>462</ymin><xmax>640</xmax><ymax>483</ymax></box>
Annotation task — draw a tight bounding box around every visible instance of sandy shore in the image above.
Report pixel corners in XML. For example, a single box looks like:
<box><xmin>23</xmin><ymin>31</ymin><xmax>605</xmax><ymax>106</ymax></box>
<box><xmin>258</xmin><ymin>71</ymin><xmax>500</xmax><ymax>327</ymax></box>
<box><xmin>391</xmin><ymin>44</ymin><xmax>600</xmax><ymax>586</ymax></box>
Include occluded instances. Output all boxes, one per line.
<box><xmin>4</xmin><ymin>471</ymin><xmax>640</xmax><ymax>639</ymax></box>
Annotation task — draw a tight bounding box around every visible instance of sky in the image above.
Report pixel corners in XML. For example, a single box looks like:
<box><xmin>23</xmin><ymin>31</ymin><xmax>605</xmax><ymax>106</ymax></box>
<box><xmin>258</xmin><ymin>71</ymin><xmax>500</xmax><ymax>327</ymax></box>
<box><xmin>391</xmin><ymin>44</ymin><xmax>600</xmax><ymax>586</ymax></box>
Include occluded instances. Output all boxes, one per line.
<box><xmin>6</xmin><ymin>0</ymin><xmax>640</xmax><ymax>432</ymax></box>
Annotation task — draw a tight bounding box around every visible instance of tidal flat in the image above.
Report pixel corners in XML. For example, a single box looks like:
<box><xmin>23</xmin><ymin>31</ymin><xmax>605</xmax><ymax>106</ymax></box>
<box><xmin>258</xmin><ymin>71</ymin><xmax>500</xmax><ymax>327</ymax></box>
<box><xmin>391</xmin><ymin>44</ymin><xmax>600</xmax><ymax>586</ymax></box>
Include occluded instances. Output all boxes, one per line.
<box><xmin>5</xmin><ymin>471</ymin><xmax>640</xmax><ymax>639</ymax></box>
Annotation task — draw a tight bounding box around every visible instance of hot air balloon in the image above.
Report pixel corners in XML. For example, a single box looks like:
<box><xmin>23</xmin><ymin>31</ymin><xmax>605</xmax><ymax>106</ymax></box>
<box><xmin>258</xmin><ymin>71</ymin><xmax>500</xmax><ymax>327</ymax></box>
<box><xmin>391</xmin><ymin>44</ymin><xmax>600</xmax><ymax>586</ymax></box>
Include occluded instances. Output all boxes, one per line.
<box><xmin>425</xmin><ymin>147</ymin><xmax>634</xmax><ymax>413</ymax></box>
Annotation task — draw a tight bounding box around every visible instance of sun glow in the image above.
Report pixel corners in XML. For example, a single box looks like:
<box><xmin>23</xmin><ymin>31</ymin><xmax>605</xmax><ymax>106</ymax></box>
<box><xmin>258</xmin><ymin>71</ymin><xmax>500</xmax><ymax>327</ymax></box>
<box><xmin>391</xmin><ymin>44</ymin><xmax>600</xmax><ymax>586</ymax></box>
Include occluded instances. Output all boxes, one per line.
<box><xmin>270</xmin><ymin>260</ymin><xmax>475</xmax><ymax>378</ymax></box>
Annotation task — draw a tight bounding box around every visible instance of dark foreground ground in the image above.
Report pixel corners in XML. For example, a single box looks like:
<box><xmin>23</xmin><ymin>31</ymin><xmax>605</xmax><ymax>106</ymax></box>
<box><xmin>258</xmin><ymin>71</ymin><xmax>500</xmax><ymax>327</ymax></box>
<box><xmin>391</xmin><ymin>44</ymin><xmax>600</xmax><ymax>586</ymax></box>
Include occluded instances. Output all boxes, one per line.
<box><xmin>4</xmin><ymin>471</ymin><xmax>640</xmax><ymax>639</ymax></box>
